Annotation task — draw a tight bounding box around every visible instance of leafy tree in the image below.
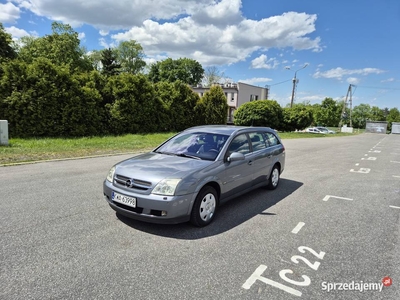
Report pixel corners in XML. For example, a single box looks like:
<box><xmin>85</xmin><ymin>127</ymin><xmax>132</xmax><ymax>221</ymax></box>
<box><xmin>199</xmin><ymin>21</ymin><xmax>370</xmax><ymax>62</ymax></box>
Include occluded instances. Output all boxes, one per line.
<box><xmin>282</xmin><ymin>105</ymin><xmax>313</xmax><ymax>131</ymax></box>
<box><xmin>116</xmin><ymin>40</ymin><xmax>146</xmax><ymax>74</ymax></box>
<box><xmin>313</xmin><ymin>98</ymin><xmax>342</xmax><ymax>127</ymax></box>
<box><xmin>386</xmin><ymin>107</ymin><xmax>400</xmax><ymax>131</ymax></box>
<box><xmin>155</xmin><ymin>81</ymin><xmax>201</xmax><ymax>130</ymax></box>
<box><xmin>196</xmin><ymin>85</ymin><xmax>228</xmax><ymax>125</ymax></box>
<box><xmin>352</xmin><ymin>104</ymin><xmax>371</xmax><ymax>128</ymax></box>
<box><xmin>370</xmin><ymin>106</ymin><xmax>385</xmax><ymax>121</ymax></box>
<box><xmin>148</xmin><ymin>58</ymin><xmax>204</xmax><ymax>85</ymax></box>
<box><xmin>234</xmin><ymin>100</ymin><xmax>283</xmax><ymax>129</ymax></box>
<box><xmin>101</xmin><ymin>48</ymin><xmax>121</xmax><ymax>76</ymax></box>
<box><xmin>0</xmin><ymin>23</ymin><xmax>17</xmax><ymax>62</ymax></box>
<box><xmin>18</xmin><ymin>22</ymin><xmax>91</xmax><ymax>72</ymax></box>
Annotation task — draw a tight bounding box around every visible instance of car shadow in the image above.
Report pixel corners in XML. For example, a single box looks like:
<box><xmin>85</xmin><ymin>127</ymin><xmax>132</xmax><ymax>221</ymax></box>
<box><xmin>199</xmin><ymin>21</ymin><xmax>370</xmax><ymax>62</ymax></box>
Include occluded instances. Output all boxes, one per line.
<box><xmin>116</xmin><ymin>178</ymin><xmax>303</xmax><ymax>239</ymax></box>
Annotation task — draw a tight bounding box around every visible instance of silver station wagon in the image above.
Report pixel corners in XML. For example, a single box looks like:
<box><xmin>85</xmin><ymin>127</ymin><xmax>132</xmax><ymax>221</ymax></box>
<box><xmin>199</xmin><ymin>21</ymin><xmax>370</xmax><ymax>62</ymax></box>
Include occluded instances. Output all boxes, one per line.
<box><xmin>103</xmin><ymin>125</ymin><xmax>285</xmax><ymax>227</ymax></box>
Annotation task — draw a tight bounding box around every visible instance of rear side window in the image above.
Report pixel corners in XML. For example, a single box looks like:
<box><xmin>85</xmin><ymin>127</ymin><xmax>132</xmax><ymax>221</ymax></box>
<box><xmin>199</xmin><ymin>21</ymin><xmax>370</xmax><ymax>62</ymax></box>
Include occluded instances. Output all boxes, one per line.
<box><xmin>249</xmin><ymin>132</ymin><xmax>268</xmax><ymax>151</ymax></box>
<box><xmin>265</xmin><ymin>132</ymin><xmax>280</xmax><ymax>147</ymax></box>
<box><xmin>227</xmin><ymin>134</ymin><xmax>250</xmax><ymax>155</ymax></box>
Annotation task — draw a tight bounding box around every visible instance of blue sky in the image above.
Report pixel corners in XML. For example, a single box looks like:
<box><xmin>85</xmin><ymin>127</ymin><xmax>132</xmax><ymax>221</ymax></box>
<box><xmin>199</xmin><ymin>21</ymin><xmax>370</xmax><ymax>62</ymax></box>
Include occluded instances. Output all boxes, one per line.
<box><xmin>1</xmin><ymin>0</ymin><xmax>399</xmax><ymax>109</ymax></box>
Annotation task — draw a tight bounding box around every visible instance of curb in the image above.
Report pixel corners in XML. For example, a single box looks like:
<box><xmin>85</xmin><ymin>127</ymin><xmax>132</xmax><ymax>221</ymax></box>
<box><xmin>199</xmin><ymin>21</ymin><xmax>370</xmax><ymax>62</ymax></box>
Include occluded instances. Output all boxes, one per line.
<box><xmin>0</xmin><ymin>151</ymin><xmax>146</xmax><ymax>167</ymax></box>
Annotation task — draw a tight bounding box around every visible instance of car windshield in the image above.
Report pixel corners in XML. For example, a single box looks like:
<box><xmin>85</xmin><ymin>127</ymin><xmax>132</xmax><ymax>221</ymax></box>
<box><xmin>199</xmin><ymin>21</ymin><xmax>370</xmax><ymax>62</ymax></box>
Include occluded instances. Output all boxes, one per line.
<box><xmin>155</xmin><ymin>132</ymin><xmax>229</xmax><ymax>161</ymax></box>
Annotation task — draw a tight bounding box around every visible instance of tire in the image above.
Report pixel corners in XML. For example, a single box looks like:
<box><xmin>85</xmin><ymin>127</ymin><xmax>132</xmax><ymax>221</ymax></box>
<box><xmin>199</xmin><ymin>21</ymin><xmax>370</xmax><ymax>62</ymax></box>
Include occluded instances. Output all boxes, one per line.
<box><xmin>266</xmin><ymin>165</ymin><xmax>280</xmax><ymax>190</ymax></box>
<box><xmin>190</xmin><ymin>186</ymin><xmax>218</xmax><ymax>227</ymax></box>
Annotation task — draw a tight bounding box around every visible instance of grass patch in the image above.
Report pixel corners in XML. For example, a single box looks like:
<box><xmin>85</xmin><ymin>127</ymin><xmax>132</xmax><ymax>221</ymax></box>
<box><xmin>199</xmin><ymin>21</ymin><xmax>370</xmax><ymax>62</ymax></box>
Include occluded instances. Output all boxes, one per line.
<box><xmin>0</xmin><ymin>129</ymin><xmax>364</xmax><ymax>165</ymax></box>
<box><xmin>0</xmin><ymin>133</ymin><xmax>175</xmax><ymax>165</ymax></box>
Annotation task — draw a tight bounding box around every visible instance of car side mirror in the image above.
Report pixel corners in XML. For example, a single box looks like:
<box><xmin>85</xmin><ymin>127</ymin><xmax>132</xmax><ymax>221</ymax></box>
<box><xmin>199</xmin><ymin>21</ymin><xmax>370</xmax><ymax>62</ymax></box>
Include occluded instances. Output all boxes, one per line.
<box><xmin>227</xmin><ymin>152</ymin><xmax>245</xmax><ymax>162</ymax></box>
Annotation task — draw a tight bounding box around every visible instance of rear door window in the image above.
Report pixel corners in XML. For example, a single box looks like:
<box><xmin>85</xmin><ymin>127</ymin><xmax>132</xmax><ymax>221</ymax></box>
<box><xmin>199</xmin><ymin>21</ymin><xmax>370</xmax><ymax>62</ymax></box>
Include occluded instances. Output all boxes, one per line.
<box><xmin>249</xmin><ymin>132</ymin><xmax>268</xmax><ymax>152</ymax></box>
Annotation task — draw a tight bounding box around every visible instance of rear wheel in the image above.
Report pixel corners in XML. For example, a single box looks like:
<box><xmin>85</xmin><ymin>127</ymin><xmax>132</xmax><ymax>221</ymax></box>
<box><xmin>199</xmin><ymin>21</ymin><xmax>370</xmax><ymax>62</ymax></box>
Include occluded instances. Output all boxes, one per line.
<box><xmin>190</xmin><ymin>186</ymin><xmax>218</xmax><ymax>227</ymax></box>
<box><xmin>266</xmin><ymin>165</ymin><xmax>280</xmax><ymax>190</ymax></box>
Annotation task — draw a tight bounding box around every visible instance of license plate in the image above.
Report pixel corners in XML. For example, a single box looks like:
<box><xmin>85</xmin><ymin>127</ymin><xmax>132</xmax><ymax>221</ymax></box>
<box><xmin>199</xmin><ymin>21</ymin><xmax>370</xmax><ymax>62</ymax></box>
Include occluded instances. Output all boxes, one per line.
<box><xmin>112</xmin><ymin>191</ymin><xmax>136</xmax><ymax>208</ymax></box>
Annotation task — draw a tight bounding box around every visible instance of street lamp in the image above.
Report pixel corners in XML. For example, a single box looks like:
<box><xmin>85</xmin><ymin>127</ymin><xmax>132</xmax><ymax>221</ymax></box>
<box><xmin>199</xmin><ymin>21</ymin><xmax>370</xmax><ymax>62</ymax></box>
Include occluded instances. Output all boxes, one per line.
<box><xmin>287</xmin><ymin>63</ymin><xmax>308</xmax><ymax>108</ymax></box>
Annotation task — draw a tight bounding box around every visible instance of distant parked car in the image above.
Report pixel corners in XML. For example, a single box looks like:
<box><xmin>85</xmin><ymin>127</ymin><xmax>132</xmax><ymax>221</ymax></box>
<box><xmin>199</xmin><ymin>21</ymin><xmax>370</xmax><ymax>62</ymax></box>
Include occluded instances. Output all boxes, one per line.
<box><xmin>316</xmin><ymin>127</ymin><xmax>336</xmax><ymax>134</ymax></box>
<box><xmin>305</xmin><ymin>127</ymin><xmax>325</xmax><ymax>134</ymax></box>
<box><xmin>103</xmin><ymin>125</ymin><xmax>286</xmax><ymax>227</ymax></box>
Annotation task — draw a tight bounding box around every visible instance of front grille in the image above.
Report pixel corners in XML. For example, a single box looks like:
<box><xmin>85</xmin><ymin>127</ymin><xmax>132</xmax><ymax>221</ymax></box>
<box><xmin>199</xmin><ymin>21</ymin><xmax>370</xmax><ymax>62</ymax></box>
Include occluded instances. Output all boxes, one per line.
<box><xmin>115</xmin><ymin>174</ymin><xmax>152</xmax><ymax>191</ymax></box>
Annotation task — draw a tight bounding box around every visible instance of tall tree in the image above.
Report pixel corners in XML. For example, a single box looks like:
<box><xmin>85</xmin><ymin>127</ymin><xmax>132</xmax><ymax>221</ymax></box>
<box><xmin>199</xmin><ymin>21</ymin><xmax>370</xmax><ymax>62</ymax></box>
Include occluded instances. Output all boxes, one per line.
<box><xmin>196</xmin><ymin>85</ymin><xmax>228</xmax><ymax>124</ymax></box>
<box><xmin>352</xmin><ymin>104</ymin><xmax>372</xmax><ymax>128</ymax></box>
<box><xmin>313</xmin><ymin>98</ymin><xmax>342</xmax><ymax>126</ymax></box>
<box><xmin>148</xmin><ymin>57</ymin><xmax>204</xmax><ymax>85</ymax></box>
<box><xmin>370</xmin><ymin>106</ymin><xmax>385</xmax><ymax>121</ymax></box>
<box><xmin>202</xmin><ymin>66</ymin><xmax>225</xmax><ymax>87</ymax></box>
<box><xmin>18</xmin><ymin>22</ymin><xmax>91</xmax><ymax>72</ymax></box>
<box><xmin>116</xmin><ymin>40</ymin><xmax>146</xmax><ymax>74</ymax></box>
<box><xmin>0</xmin><ymin>23</ymin><xmax>17</xmax><ymax>61</ymax></box>
<box><xmin>101</xmin><ymin>48</ymin><xmax>121</xmax><ymax>76</ymax></box>
<box><xmin>387</xmin><ymin>107</ymin><xmax>400</xmax><ymax>131</ymax></box>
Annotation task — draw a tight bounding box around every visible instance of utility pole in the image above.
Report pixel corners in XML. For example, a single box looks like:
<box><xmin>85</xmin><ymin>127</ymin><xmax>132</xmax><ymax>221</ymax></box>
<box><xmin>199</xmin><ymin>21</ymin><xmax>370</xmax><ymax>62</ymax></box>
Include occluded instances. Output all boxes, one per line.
<box><xmin>338</xmin><ymin>84</ymin><xmax>354</xmax><ymax>128</ymax></box>
<box><xmin>289</xmin><ymin>64</ymin><xmax>308</xmax><ymax>108</ymax></box>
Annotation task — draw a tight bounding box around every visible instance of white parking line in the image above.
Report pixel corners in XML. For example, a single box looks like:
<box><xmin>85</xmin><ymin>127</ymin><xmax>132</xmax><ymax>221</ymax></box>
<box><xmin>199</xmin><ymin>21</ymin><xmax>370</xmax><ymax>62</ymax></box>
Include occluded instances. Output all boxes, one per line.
<box><xmin>389</xmin><ymin>206</ymin><xmax>400</xmax><ymax>209</ymax></box>
<box><xmin>391</xmin><ymin>161</ymin><xmax>400</xmax><ymax>164</ymax></box>
<box><xmin>323</xmin><ymin>195</ymin><xmax>353</xmax><ymax>201</ymax></box>
<box><xmin>355</xmin><ymin>163</ymin><xmax>360</xmax><ymax>166</ymax></box>
<box><xmin>393</xmin><ymin>175</ymin><xmax>400</xmax><ymax>178</ymax></box>
<box><xmin>291</xmin><ymin>222</ymin><xmax>305</xmax><ymax>234</ymax></box>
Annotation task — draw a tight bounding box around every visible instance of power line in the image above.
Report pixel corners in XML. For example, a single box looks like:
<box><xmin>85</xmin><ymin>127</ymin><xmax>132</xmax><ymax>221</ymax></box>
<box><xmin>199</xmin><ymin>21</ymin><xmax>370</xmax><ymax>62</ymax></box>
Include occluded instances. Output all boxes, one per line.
<box><xmin>267</xmin><ymin>79</ymin><xmax>292</xmax><ymax>86</ymax></box>
<box><xmin>356</xmin><ymin>85</ymin><xmax>400</xmax><ymax>91</ymax></box>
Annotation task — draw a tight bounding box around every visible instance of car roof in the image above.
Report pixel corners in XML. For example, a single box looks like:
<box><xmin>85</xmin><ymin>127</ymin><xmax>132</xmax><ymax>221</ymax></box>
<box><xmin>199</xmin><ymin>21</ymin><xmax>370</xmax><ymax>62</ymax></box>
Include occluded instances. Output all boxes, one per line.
<box><xmin>183</xmin><ymin>125</ymin><xmax>274</xmax><ymax>135</ymax></box>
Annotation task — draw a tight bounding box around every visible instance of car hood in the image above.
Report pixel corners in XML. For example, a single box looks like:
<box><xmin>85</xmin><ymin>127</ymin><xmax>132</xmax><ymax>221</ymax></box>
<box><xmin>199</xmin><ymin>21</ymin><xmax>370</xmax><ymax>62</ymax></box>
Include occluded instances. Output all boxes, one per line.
<box><xmin>115</xmin><ymin>152</ymin><xmax>214</xmax><ymax>183</ymax></box>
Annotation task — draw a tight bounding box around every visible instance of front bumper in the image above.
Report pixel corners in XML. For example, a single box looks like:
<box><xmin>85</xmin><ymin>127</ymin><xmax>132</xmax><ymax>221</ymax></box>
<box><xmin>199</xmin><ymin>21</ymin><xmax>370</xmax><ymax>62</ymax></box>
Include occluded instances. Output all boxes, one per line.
<box><xmin>103</xmin><ymin>180</ymin><xmax>195</xmax><ymax>224</ymax></box>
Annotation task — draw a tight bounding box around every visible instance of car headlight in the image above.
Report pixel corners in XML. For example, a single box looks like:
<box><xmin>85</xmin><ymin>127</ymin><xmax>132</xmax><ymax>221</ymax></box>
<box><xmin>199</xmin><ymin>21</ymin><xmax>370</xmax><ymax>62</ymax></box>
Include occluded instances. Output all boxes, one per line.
<box><xmin>152</xmin><ymin>179</ymin><xmax>181</xmax><ymax>196</ymax></box>
<box><xmin>106</xmin><ymin>166</ymin><xmax>116</xmax><ymax>182</ymax></box>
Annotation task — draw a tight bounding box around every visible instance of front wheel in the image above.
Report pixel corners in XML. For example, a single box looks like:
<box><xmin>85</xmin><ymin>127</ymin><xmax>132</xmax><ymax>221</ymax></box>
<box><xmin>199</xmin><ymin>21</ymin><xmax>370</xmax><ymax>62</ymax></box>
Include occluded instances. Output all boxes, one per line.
<box><xmin>266</xmin><ymin>165</ymin><xmax>280</xmax><ymax>190</ymax></box>
<box><xmin>190</xmin><ymin>186</ymin><xmax>218</xmax><ymax>227</ymax></box>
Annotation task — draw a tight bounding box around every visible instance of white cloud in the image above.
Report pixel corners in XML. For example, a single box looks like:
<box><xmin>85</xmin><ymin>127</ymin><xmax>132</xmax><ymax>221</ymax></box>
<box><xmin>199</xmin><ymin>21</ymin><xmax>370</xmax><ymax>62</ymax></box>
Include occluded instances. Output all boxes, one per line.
<box><xmin>313</xmin><ymin>67</ymin><xmax>385</xmax><ymax>80</ymax></box>
<box><xmin>251</xmin><ymin>54</ymin><xmax>279</xmax><ymax>69</ymax></box>
<box><xmin>5</xmin><ymin>26</ymin><xmax>30</xmax><ymax>39</ymax></box>
<box><xmin>381</xmin><ymin>77</ymin><xmax>395</xmax><ymax>83</ymax></box>
<box><xmin>347</xmin><ymin>77</ymin><xmax>359</xmax><ymax>85</ymax></box>
<box><xmin>0</xmin><ymin>2</ymin><xmax>20</xmax><ymax>23</ymax></box>
<box><xmin>13</xmin><ymin>0</ymin><xmax>214</xmax><ymax>28</ymax></box>
<box><xmin>10</xmin><ymin>1</ymin><xmax>321</xmax><ymax>66</ymax></box>
<box><xmin>111</xmin><ymin>11</ymin><xmax>321</xmax><ymax>66</ymax></box>
<box><xmin>78</xmin><ymin>32</ymin><xmax>85</xmax><ymax>40</ymax></box>
<box><xmin>239</xmin><ymin>77</ymin><xmax>272</xmax><ymax>85</ymax></box>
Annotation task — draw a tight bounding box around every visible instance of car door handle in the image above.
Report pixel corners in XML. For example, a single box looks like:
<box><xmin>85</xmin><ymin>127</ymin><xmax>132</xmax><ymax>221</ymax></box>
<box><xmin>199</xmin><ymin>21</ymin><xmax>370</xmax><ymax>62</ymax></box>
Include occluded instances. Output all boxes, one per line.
<box><xmin>267</xmin><ymin>155</ymin><xmax>272</xmax><ymax>159</ymax></box>
<box><xmin>248</xmin><ymin>160</ymin><xmax>253</xmax><ymax>165</ymax></box>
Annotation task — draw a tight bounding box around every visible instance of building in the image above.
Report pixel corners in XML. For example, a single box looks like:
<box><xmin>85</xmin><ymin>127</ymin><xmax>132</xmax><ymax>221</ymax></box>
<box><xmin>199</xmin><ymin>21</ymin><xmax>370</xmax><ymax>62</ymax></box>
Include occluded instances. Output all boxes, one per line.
<box><xmin>191</xmin><ymin>82</ymin><xmax>269</xmax><ymax>124</ymax></box>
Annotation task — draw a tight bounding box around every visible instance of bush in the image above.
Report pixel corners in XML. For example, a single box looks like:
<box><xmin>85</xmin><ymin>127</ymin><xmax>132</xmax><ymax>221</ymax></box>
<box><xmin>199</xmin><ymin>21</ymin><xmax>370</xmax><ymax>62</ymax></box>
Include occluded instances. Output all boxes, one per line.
<box><xmin>282</xmin><ymin>106</ymin><xmax>313</xmax><ymax>131</ymax></box>
<box><xmin>155</xmin><ymin>81</ymin><xmax>201</xmax><ymax>131</ymax></box>
<box><xmin>108</xmin><ymin>74</ymin><xmax>169</xmax><ymax>134</ymax></box>
<box><xmin>234</xmin><ymin>100</ymin><xmax>283</xmax><ymax>129</ymax></box>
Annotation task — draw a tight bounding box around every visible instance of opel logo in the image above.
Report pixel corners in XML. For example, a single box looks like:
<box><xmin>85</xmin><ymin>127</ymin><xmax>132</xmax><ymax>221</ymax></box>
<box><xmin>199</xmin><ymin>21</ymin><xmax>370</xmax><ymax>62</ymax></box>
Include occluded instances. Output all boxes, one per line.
<box><xmin>125</xmin><ymin>179</ymin><xmax>132</xmax><ymax>187</ymax></box>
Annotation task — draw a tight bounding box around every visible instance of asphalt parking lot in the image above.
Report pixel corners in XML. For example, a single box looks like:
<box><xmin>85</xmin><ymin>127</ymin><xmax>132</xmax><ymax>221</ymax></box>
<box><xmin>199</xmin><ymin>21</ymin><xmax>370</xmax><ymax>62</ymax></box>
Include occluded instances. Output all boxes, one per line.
<box><xmin>1</xmin><ymin>133</ymin><xmax>399</xmax><ymax>300</ymax></box>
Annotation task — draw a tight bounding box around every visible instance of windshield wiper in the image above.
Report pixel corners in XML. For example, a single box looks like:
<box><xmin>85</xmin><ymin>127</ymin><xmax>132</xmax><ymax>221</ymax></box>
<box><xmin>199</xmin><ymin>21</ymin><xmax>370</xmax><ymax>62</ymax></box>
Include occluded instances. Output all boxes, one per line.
<box><xmin>155</xmin><ymin>151</ymin><xmax>201</xmax><ymax>160</ymax></box>
<box><xmin>176</xmin><ymin>153</ymin><xmax>201</xmax><ymax>160</ymax></box>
